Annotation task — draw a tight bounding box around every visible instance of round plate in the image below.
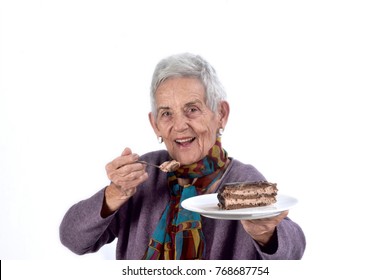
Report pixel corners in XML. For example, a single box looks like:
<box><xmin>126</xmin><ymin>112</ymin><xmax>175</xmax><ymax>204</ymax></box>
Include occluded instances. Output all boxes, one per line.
<box><xmin>181</xmin><ymin>193</ymin><xmax>298</xmax><ymax>220</ymax></box>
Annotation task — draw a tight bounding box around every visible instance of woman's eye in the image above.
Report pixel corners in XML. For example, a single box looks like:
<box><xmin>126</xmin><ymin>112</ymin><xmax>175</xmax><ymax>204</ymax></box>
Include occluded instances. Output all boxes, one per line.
<box><xmin>187</xmin><ymin>107</ymin><xmax>199</xmax><ymax>113</ymax></box>
<box><xmin>161</xmin><ymin>111</ymin><xmax>172</xmax><ymax>118</ymax></box>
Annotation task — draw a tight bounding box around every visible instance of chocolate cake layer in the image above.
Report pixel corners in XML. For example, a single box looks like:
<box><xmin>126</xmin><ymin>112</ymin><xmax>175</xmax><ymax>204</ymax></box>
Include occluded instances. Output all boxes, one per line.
<box><xmin>217</xmin><ymin>181</ymin><xmax>278</xmax><ymax>210</ymax></box>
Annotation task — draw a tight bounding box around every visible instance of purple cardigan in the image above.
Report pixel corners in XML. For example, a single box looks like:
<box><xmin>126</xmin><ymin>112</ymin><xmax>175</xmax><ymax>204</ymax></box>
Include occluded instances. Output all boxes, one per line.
<box><xmin>60</xmin><ymin>150</ymin><xmax>306</xmax><ymax>259</ymax></box>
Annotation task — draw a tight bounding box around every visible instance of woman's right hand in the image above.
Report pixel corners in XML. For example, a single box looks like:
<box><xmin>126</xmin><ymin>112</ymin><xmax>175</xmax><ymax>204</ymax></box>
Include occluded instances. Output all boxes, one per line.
<box><xmin>101</xmin><ymin>147</ymin><xmax>148</xmax><ymax>217</ymax></box>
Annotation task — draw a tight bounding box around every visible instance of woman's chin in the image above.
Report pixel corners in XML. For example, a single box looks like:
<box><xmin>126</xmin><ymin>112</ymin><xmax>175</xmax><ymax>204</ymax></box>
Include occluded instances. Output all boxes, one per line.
<box><xmin>174</xmin><ymin>155</ymin><xmax>202</xmax><ymax>166</ymax></box>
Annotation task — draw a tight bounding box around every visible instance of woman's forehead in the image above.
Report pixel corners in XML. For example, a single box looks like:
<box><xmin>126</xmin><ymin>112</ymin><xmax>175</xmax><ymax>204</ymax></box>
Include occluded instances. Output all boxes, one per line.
<box><xmin>155</xmin><ymin>77</ymin><xmax>206</xmax><ymax>106</ymax></box>
<box><xmin>156</xmin><ymin>76</ymin><xmax>204</xmax><ymax>93</ymax></box>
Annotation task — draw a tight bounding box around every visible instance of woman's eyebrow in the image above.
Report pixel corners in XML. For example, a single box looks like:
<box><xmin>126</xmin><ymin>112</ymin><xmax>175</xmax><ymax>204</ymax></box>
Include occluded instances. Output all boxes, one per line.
<box><xmin>157</xmin><ymin>106</ymin><xmax>171</xmax><ymax>112</ymax></box>
<box><xmin>184</xmin><ymin>99</ymin><xmax>203</xmax><ymax>107</ymax></box>
<box><xmin>157</xmin><ymin>100</ymin><xmax>203</xmax><ymax>113</ymax></box>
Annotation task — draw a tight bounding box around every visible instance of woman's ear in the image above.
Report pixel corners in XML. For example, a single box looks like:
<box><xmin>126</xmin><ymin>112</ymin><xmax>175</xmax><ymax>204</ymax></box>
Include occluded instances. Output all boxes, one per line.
<box><xmin>218</xmin><ymin>101</ymin><xmax>230</xmax><ymax>128</ymax></box>
<box><xmin>149</xmin><ymin>112</ymin><xmax>161</xmax><ymax>136</ymax></box>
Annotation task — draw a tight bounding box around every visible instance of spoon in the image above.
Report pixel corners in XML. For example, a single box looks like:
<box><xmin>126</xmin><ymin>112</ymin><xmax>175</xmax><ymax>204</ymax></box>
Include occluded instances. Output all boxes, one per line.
<box><xmin>137</xmin><ymin>160</ymin><xmax>181</xmax><ymax>172</ymax></box>
<box><xmin>136</xmin><ymin>161</ymin><xmax>162</xmax><ymax>169</ymax></box>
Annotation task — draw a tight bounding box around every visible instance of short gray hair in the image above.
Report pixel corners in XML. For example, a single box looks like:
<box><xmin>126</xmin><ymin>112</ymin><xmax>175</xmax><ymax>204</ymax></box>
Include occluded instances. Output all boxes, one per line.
<box><xmin>150</xmin><ymin>53</ymin><xmax>227</xmax><ymax>117</ymax></box>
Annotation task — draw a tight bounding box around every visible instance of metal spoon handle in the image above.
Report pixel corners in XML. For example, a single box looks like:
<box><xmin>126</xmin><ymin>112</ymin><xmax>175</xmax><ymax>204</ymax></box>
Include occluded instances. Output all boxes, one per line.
<box><xmin>136</xmin><ymin>160</ymin><xmax>161</xmax><ymax>169</ymax></box>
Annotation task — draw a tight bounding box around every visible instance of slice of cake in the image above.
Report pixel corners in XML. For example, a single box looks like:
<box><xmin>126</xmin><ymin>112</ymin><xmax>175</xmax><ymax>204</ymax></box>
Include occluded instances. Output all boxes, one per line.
<box><xmin>217</xmin><ymin>181</ymin><xmax>278</xmax><ymax>210</ymax></box>
<box><xmin>159</xmin><ymin>160</ymin><xmax>181</xmax><ymax>172</ymax></box>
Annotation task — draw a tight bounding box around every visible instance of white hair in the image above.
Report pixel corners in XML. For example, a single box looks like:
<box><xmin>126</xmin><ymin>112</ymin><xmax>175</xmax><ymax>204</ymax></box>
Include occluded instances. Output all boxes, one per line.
<box><xmin>150</xmin><ymin>53</ymin><xmax>227</xmax><ymax>117</ymax></box>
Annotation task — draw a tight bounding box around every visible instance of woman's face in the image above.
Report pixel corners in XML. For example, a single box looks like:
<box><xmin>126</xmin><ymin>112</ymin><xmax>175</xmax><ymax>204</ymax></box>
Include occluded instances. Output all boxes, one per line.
<box><xmin>149</xmin><ymin>77</ymin><xmax>229</xmax><ymax>165</ymax></box>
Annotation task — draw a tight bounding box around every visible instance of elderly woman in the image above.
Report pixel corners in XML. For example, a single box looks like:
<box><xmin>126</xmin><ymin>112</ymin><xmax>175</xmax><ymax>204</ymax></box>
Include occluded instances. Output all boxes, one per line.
<box><xmin>60</xmin><ymin>53</ymin><xmax>306</xmax><ymax>260</ymax></box>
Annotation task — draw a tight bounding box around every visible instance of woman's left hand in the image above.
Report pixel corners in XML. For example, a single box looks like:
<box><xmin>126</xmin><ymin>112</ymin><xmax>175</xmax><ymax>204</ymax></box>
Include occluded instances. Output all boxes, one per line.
<box><xmin>240</xmin><ymin>210</ymin><xmax>289</xmax><ymax>246</ymax></box>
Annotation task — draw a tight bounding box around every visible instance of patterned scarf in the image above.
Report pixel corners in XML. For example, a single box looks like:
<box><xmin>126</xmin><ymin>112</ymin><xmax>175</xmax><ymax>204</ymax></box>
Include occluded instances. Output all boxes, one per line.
<box><xmin>143</xmin><ymin>137</ymin><xmax>228</xmax><ymax>260</ymax></box>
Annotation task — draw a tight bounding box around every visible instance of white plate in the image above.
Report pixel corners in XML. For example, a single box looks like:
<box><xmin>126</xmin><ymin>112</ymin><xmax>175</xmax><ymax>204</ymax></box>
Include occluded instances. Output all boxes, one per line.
<box><xmin>181</xmin><ymin>193</ymin><xmax>298</xmax><ymax>220</ymax></box>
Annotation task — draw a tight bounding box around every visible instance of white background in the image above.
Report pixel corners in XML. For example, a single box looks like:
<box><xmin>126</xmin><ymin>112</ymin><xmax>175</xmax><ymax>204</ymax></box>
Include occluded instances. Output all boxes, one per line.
<box><xmin>1</xmin><ymin>0</ymin><xmax>389</xmax><ymax>277</ymax></box>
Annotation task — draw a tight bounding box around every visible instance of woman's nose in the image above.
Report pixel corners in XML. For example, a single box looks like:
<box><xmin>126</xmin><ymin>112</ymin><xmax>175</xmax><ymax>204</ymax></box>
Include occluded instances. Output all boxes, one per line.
<box><xmin>173</xmin><ymin>114</ymin><xmax>189</xmax><ymax>132</ymax></box>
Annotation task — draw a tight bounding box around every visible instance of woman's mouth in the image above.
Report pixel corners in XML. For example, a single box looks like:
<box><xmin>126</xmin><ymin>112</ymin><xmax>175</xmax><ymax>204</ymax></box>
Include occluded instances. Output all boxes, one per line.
<box><xmin>174</xmin><ymin>137</ymin><xmax>196</xmax><ymax>147</ymax></box>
